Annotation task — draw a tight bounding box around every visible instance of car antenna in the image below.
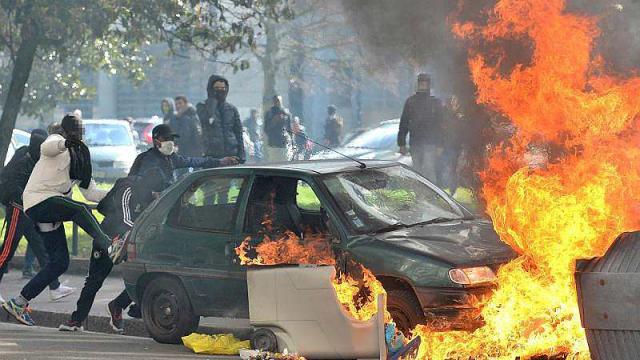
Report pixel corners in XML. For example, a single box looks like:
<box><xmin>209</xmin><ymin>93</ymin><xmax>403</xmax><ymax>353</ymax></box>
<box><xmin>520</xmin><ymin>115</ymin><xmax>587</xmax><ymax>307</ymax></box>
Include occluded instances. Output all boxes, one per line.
<box><xmin>286</xmin><ymin>129</ymin><xmax>366</xmax><ymax>169</ymax></box>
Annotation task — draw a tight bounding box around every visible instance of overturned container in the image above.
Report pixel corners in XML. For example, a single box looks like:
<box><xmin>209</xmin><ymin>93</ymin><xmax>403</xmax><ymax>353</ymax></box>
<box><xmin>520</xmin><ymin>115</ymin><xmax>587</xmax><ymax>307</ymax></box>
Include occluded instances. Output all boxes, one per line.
<box><xmin>575</xmin><ymin>231</ymin><xmax>640</xmax><ymax>360</ymax></box>
<box><xmin>247</xmin><ymin>265</ymin><xmax>387</xmax><ymax>360</ymax></box>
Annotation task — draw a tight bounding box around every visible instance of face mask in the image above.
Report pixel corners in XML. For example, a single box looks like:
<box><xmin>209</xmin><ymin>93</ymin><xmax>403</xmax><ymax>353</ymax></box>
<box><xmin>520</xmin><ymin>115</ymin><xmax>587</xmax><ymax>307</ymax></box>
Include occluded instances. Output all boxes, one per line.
<box><xmin>213</xmin><ymin>89</ymin><xmax>227</xmax><ymax>102</ymax></box>
<box><xmin>158</xmin><ymin>141</ymin><xmax>175</xmax><ymax>156</ymax></box>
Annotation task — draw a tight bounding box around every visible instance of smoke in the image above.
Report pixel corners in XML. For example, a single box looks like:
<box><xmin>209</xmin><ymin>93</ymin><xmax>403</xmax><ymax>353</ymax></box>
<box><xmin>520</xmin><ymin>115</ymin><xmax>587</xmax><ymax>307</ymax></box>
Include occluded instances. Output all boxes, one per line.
<box><xmin>339</xmin><ymin>0</ymin><xmax>640</xmax><ymax>194</ymax></box>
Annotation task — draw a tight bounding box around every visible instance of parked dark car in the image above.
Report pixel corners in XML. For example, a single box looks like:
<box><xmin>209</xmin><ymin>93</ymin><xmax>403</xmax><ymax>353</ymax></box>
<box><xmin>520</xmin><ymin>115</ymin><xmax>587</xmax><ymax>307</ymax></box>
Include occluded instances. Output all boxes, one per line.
<box><xmin>121</xmin><ymin>160</ymin><xmax>516</xmax><ymax>343</ymax></box>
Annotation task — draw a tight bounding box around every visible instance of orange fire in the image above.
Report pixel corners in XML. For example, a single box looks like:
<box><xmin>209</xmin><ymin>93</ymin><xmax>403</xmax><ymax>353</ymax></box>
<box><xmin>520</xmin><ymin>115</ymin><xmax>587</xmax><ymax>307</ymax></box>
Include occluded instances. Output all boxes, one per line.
<box><xmin>235</xmin><ymin>219</ymin><xmax>336</xmax><ymax>266</ymax></box>
<box><xmin>333</xmin><ymin>264</ymin><xmax>391</xmax><ymax>323</ymax></box>
<box><xmin>413</xmin><ymin>0</ymin><xmax>640</xmax><ymax>358</ymax></box>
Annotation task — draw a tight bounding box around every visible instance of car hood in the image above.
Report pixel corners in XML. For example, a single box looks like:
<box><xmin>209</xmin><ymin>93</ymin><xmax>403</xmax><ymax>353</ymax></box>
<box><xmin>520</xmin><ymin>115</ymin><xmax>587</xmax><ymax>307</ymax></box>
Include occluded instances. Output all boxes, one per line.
<box><xmin>351</xmin><ymin>219</ymin><xmax>518</xmax><ymax>267</ymax></box>
<box><xmin>89</xmin><ymin>145</ymin><xmax>136</xmax><ymax>162</ymax></box>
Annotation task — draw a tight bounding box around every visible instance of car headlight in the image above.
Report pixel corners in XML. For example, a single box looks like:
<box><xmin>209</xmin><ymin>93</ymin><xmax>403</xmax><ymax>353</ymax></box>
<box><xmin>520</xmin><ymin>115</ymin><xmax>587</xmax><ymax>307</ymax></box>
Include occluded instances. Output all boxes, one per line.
<box><xmin>449</xmin><ymin>266</ymin><xmax>496</xmax><ymax>285</ymax></box>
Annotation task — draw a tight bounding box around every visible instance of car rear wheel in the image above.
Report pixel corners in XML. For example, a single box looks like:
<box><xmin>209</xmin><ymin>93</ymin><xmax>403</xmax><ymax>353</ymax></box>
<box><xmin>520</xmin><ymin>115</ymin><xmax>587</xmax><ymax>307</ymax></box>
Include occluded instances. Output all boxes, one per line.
<box><xmin>141</xmin><ymin>276</ymin><xmax>200</xmax><ymax>344</ymax></box>
<box><xmin>387</xmin><ymin>289</ymin><xmax>426</xmax><ymax>336</ymax></box>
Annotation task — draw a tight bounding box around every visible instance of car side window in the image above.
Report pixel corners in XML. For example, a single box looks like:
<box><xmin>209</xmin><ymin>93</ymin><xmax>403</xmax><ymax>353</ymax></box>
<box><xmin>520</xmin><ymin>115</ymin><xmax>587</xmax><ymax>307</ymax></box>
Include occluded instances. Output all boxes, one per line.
<box><xmin>296</xmin><ymin>180</ymin><xmax>321</xmax><ymax>212</ymax></box>
<box><xmin>170</xmin><ymin>176</ymin><xmax>245</xmax><ymax>232</ymax></box>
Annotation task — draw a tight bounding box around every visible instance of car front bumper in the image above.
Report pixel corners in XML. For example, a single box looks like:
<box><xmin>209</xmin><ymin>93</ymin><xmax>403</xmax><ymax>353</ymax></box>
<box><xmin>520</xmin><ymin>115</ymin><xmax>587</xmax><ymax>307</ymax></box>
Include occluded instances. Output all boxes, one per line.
<box><xmin>414</xmin><ymin>285</ymin><xmax>495</xmax><ymax>330</ymax></box>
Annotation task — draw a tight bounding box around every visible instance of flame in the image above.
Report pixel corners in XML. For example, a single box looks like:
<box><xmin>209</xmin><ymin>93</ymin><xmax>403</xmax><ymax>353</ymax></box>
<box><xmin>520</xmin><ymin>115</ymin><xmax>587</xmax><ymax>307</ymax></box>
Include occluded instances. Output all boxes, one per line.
<box><xmin>235</xmin><ymin>219</ymin><xmax>336</xmax><ymax>266</ymax></box>
<box><xmin>413</xmin><ymin>0</ymin><xmax>640</xmax><ymax>358</ymax></box>
<box><xmin>332</xmin><ymin>264</ymin><xmax>391</xmax><ymax>323</ymax></box>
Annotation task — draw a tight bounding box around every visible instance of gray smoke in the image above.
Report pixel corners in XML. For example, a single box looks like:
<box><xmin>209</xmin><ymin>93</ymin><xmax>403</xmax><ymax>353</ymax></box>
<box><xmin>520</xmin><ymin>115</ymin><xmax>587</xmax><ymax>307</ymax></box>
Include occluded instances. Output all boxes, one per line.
<box><xmin>339</xmin><ymin>0</ymin><xmax>640</xmax><ymax>192</ymax></box>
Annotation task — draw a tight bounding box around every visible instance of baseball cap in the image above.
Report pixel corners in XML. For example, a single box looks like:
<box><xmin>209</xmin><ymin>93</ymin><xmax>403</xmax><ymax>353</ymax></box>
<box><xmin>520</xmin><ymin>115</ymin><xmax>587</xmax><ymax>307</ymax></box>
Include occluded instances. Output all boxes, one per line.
<box><xmin>152</xmin><ymin>124</ymin><xmax>179</xmax><ymax>140</ymax></box>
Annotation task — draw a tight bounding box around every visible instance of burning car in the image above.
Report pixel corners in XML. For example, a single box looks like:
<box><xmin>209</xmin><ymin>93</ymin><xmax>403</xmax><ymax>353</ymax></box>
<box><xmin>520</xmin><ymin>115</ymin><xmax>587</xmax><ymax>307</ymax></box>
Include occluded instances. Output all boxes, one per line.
<box><xmin>121</xmin><ymin>160</ymin><xmax>516</xmax><ymax>343</ymax></box>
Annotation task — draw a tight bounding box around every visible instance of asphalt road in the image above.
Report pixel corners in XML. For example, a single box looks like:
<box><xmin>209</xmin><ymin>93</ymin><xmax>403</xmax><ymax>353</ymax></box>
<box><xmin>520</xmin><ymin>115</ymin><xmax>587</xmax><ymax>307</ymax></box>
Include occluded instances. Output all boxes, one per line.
<box><xmin>0</xmin><ymin>322</ymin><xmax>238</xmax><ymax>360</ymax></box>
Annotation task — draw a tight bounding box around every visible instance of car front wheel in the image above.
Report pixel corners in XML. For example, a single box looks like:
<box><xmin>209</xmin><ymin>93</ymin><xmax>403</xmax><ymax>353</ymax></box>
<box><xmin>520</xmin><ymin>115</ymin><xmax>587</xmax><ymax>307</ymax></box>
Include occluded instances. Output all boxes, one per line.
<box><xmin>387</xmin><ymin>289</ymin><xmax>426</xmax><ymax>336</ymax></box>
<box><xmin>141</xmin><ymin>276</ymin><xmax>200</xmax><ymax>344</ymax></box>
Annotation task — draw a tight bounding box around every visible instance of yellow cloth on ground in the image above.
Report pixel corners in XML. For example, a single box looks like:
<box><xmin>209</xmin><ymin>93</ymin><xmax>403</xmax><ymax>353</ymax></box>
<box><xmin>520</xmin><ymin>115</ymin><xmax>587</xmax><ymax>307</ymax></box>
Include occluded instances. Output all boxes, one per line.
<box><xmin>182</xmin><ymin>333</ymin><xmax>250</xmax><ymax>355</ymax></box>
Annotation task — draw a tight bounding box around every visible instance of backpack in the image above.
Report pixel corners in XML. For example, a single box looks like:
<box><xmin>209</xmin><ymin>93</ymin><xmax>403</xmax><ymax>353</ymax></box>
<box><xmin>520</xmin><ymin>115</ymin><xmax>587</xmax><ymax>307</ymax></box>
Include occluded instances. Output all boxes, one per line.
<box><xmin>97</xmin><ymin>177</ymin><xmax>136</xmax><ymax>217</ymax></box>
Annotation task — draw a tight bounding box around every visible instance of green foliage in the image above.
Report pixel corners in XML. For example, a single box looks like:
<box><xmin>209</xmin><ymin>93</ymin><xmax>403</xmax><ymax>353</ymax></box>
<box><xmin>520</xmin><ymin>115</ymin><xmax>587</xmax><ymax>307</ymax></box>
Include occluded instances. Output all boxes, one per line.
<box><xmin>0</xmin><ymin>0</ymin><xmax>293</xmax><ymax>118</ymax></box>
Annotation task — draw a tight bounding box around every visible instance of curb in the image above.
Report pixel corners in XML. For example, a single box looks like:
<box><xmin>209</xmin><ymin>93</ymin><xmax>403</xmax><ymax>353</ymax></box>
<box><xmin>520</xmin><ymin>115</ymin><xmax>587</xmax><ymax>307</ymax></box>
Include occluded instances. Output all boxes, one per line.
<box><xmin>0</xmin><ymin>307</ymin><xmax>253</xmax><ymax>340</ymax></box>
<box><xmin>9</xmin><ymin>255</ymin><xmax>123</xmax><ymax>277</ymax></box>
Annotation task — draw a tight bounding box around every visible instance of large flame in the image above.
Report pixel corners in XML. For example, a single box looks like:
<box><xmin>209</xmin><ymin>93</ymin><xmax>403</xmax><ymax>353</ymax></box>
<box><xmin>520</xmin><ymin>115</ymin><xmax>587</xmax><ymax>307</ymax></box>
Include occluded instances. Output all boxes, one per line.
<box><xmin>414</xmin><ymin>0</ymin><xmax>640</xmax><ymax>358</ymax></box>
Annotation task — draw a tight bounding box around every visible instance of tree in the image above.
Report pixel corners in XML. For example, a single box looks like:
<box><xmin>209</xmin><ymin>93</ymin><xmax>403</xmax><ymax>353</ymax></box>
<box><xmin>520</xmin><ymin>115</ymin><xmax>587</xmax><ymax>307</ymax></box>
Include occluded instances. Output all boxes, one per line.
<box><xmin>0</xmin><ymin>0</ymin><xmax>291</xmax><ymax>163</ymax></box>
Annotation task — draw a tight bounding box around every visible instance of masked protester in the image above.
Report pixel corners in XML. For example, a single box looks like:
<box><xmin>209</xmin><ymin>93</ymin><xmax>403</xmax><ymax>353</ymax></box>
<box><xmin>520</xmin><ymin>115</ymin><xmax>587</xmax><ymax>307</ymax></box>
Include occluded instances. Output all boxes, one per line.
<box><xmin>59</xmin><ymin>168</ymin><xmax>165</xmax><ymax>333</ymax></box>
<box><xmin>161</xmin><ymin>98</ymin><xmax>176</xmax><ymax>125</ymax></box>
<box><xmin>264</xmin><ymin>95</ymin><xmax>292</xmax><ymax>162</ymax></box>
<box><xmin>324</xmin><ymin>105</ymin><xmax>344</xmax><ymax>147</ymax></box>
<box><xmin>196</xmin><ymin>75</ymin><xmax>245</xmax><ymax>163</ymax></box>
<box><xmin>0</xmin><ymin>129</ymin><xmax>75</xmax><ymax>303</ymax></box>
<box><xmin>128</xmin><ymin>124</ymin><xmax>239</xmax><ymax>185</ymax></box>
<box><xmin>3</xmin><ymin>115</ymin><xmax>110</xmax><ymax>327</ymax></box>
<box><xmin>398</xmin><ymin>73</ymin><xmax>445</xmax><ymax>182</ymax></box>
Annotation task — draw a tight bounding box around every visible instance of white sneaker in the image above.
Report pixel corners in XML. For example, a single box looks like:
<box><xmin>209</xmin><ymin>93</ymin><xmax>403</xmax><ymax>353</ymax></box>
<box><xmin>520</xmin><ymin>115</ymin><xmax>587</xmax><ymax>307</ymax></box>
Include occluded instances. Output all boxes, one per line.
<box><xmin>50</xmin><ymin>282</ymin><xmax>75</xmax><ymax>302</ymax></box>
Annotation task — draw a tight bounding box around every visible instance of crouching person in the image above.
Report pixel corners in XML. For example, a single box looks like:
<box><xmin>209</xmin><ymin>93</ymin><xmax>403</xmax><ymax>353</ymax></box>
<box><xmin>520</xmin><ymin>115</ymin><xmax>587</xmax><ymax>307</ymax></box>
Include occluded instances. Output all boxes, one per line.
<box><xmin>59</xmin><ymin>169</ymin><xmax>165</xmax><ymax>332</ymax></box>
<box><xmin>2</xmin><ymin>114</ymin><xmax>110</xmax><ymax>326</ymax></box>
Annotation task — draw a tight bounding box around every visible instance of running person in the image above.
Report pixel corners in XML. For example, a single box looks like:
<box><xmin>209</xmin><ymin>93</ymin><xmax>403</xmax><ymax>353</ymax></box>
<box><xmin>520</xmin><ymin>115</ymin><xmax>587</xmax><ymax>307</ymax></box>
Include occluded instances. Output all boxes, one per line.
<box><xmin>0</xmin><ymin>129</ymin><xmax>75</xmax><ymax>302</ymax></box>
<box><xmin>59</xmin><ymin>170</ymin><xmax>164</xmax><ymax>332</ymax></box>
<box><xmin>3</xmin><ymin>114</ymin><xmax>110</xmax><ymax>326</ymax></box>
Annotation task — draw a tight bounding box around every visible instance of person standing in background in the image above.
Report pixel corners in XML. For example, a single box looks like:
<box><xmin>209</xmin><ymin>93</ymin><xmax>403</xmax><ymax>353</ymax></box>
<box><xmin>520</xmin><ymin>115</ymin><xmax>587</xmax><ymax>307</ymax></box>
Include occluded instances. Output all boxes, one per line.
<box><xmin>172</xmin><ymin>95</ymin><xmax>202</xmax><ymax>157</ymax></box>
<box><xmin>437</xmin><ymin>95</ymin><xmax>465</xmax><ymax>194</ymax></box>
<box><xmin>398</xmin><ymin>73</ymin><xmax>445</xmax><ymax>182</ymax></box>
<box><xmin>243</xmin><ymin>109</ymin><xmax>263</xmax><ymax>162</ymax></box>
<box><xmin>196</xmin><ymin>75</ymin><xmax>245</xmax><ymax>163</ymax></box>
<box><xmin>291</xmin><ymin>117</ymin><xmax>312</xmax><ymax>161</ymax></box>
<box><xmin>324</xmin><ymin>105</ymin><xmax>344</xmax><ymax>147</ymax></box>
<box><xmin>160</xmin><ymin>98</ymin><xmax>176</xmax><ymax>125</ymax></box>
<box><xmin>263</xmin><ymin>95</ymin><xmax>292</xmax><ymax>162</ymax></box>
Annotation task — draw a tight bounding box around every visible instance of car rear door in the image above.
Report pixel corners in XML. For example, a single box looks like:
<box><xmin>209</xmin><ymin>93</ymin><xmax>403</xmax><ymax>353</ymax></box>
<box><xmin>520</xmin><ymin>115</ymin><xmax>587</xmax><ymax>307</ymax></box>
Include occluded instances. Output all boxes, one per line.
<box><xmin>166</xmin><ymin>173</ymin><xmax>250</xmax><ymax>317</ymax></box>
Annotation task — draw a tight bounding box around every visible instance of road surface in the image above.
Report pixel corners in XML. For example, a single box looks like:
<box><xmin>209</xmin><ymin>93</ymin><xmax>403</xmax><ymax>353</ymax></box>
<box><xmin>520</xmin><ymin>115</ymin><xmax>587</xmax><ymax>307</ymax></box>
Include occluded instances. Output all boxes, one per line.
<box><xmin>0</xmin><ymin>322</ymin><xmax>238</xmax><ymax>359</ymax></box>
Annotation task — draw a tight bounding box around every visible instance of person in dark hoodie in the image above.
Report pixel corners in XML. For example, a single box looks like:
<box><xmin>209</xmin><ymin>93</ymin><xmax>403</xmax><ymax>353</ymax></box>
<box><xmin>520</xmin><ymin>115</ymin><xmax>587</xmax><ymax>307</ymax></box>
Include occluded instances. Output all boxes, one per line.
<box><xmin>161</xmin><ymin>98</ymin><xmax>176</xmax><ymax>125</ymax></box>
<box><xmin>0</xmin><ymin>129</ymin><xmax>75</xmax><ymax>303</ymax></box>
<box><xmin>196</xmin><ymin>75</ymin><xmax>245</xmax><ymax>163</ymax></box>
<box><xmin>171</xmin><ymin>95</ymin><xmax>202</xmax><ymax>157</ymax></box>
<box><xmin>3</xmin><ymin>114</ymin><xmax>110</xmax><ymax>326</ymax></box>
<box><xmin>59</xmin><ymin>168</ymin><xmax>165</xmax><ymax>333</ymax></box>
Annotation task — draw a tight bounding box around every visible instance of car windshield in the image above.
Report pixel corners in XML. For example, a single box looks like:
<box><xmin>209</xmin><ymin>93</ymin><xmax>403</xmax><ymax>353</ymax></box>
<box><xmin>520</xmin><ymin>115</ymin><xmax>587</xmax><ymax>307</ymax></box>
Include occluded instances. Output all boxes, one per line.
<box><xmin>84</xmin><ymin>123</ymin><xmax>133</xmax><ymax>146</ymax></box>
<box><xmin>323</xmin><ymin>165</ymin><xmax>463</xmax><ymax>234</ymax></box>
<box><xmin>345</xmin><ymin>123</ymin><xmax>398</xmax><ymax>149</ymax></box>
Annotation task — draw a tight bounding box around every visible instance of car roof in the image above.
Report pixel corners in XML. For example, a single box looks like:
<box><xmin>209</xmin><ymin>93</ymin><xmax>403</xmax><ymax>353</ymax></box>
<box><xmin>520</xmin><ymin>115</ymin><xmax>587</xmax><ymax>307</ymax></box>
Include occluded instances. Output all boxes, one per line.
<box><xmin>200</xmin><ymin>159</ymin><xmax>400</xmax><ymax>176</ymax></box>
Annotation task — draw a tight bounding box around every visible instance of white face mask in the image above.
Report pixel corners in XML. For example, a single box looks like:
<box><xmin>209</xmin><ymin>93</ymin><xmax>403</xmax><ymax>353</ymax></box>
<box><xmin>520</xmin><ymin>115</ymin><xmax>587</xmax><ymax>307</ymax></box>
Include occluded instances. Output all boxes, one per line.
<box><xmin>158</xmin><ymin>141</ymin><xmax>175</xmax><ymax>156</ymax></box>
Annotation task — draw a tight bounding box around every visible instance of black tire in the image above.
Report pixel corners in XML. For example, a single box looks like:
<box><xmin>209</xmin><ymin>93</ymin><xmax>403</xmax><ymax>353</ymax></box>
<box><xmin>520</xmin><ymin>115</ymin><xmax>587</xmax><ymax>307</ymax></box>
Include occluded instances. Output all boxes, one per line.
<box><xmin>387</xmin><ymin>289</ymin><xmax>426</xmax><ymax>336</ymax></box>
<box><xmin>251</xmin><ymin>328</ymin><xmax>278</xmax><ymax>352</ymax></box>
<box><xmin>141</xmin><ymin>276</ymin><xmax>200</xmax><ymax>344</ymax></box>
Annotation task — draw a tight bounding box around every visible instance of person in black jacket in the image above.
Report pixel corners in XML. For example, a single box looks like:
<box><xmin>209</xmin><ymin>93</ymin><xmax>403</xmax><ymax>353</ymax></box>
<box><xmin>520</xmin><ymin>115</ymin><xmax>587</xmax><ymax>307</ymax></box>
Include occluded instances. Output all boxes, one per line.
<box><xmin>59</xmin><ymin>170</ymin><xmax>164</xmax><ymax>333</ymax></box>
<box><xmin>398</xmin><ymin>73</ymin><xmax>445</xmax><ymax>182</ymax></box>
<box><xmin>0</xmin><ymin>129</ymin><xmax>74</xmax><ymax>303</ymax></box>
<box><xmin>171</xmin><ymin>95</ymin><xmax>202</xmax><ymax>157</ymax></box>
<box><xmin>128</xmin><ymin>124</ymin><xmax>239</xmax><ymax>186</ymax></box>
<box><xmin>196</xmin><ymin>75</ymin><xmax>245</xmax><ymax>163</ymax></box>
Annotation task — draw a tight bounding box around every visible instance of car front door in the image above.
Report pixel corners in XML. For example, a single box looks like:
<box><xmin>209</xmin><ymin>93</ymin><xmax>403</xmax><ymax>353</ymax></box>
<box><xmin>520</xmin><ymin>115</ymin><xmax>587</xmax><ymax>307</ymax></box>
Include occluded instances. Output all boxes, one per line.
<box><xmin>167</xmin><ymin>174</ymin><xmax>249</xmax><ymax>317</ymax></box>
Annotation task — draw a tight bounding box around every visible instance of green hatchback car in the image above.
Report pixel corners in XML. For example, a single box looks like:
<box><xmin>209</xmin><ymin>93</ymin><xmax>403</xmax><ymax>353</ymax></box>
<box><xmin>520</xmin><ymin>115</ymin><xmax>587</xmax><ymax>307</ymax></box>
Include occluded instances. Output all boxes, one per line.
<box><xmin>121</xmin><ymin>160</ymin><xmax>516</xmax><ymax>343</ymax></box>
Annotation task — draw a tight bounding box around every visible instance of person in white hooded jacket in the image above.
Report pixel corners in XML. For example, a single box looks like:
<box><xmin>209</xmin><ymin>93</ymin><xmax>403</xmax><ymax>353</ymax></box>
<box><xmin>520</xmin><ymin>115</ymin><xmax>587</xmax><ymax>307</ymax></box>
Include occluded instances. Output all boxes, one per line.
<box><xmin>3</xmin><ymin>114</ymin><xmax>110</xmax><ymax>326</ymax></box>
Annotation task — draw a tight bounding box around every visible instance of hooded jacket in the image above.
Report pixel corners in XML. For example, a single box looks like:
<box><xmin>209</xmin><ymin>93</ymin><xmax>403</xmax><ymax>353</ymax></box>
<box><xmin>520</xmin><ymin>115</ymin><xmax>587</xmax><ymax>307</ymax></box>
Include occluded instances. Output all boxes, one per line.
<box><xmin>170</xmin><ymin>103</ymin><xmax>203</xmax><ymax>157</ymax></box>
<box><xmin>0</xmin><ymin>130</ymin><xmax>47</xmax><ymax>206</ymax></box>
<box><xmin>196</xmin><ymin>75</ymin><xmax>245</xmax><ymax>162</ymax></box>
<box><xmin>161</xmin><ymin>98</ymin><xmax>176</xmax><ymax>125</ymax></box>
